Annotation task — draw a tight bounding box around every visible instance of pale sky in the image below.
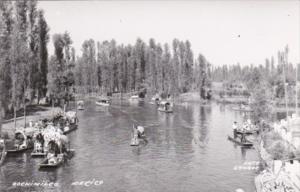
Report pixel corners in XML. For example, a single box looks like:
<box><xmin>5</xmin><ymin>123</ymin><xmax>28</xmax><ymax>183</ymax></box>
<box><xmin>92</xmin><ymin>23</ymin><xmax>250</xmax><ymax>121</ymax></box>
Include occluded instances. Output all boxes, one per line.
<box><xmin>38</xmin><ymin>0</ymin><xmax>300</xmax><ymax>66</ymax></box>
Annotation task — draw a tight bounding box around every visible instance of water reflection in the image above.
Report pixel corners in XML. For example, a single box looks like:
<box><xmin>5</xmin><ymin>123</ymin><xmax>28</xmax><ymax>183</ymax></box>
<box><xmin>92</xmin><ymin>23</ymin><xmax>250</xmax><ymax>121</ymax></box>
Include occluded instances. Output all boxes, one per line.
<box><xmin>0</xmin><ymin>100</ymin><xmax>259</xmax><ymax>192</ymax></box>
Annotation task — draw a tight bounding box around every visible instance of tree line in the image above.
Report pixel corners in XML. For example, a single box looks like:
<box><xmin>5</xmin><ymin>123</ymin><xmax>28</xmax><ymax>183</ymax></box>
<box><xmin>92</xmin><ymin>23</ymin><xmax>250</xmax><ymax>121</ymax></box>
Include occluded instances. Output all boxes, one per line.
<box><xmin>49</xmin><ymin>37</ymin><xmax>213</xmax><ymax>102</ymax></box>
<box><xmin>211</xmin><ymin>46</ymin><xmax>300</xmax><ymax>121</ymax></box>
<box><xmin>0</xmin><ymin>0</ymin><xmax>49</xmax><ymax>118</ymax></box>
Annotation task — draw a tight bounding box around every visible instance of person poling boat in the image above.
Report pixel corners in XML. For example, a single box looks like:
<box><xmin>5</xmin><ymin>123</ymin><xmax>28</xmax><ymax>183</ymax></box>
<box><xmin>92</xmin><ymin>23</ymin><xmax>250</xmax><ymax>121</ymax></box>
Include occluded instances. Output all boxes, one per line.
<box><xmin>232</xmin><ymin>121</ymin><xmax>238</xmax><ymax>138</ymax></box>
<box><xmin>133</xmin><ymin>124</ymin><xmax>145</xmax><ymax>139</ymax></box>
<box><xmin>130</xmin><ymin>124</ymin><xmax>146</xmax><ymax>146</ymax></box>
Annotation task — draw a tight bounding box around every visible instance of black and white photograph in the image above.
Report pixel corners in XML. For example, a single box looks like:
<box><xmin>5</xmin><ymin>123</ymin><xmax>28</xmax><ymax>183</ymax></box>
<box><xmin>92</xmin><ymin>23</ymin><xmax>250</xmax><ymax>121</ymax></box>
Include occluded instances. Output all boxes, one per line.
<box><xmin>0</xmin><ymin>0</ymin><xmax>299</xmax><ymax>191</ymax></box>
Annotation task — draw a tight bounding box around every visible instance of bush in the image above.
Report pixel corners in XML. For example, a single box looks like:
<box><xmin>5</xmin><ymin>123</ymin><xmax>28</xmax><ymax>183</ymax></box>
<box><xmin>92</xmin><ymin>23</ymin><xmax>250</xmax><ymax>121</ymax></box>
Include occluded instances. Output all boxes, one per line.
<box><xmin>295</xmin><ymin>146</ymin><xmax>300</xmax><ymax>158</ymax></box>
<box><xmin>267</xmin><ymin>140</ymin><xmax>289</xmax><ymax>160</ymax></box>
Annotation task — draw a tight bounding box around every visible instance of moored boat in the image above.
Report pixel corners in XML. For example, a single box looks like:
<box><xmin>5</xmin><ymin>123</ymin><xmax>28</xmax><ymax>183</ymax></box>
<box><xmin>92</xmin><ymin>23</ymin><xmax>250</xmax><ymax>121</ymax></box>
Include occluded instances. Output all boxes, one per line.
<box><xmin>39</xmin><ymin>149</ymin><xmax>75</xmax><ymax>169</ymax></box>
<box><xmin>7</xmin><ymin>130</ymin><xmax>33</xmax><ymax>155</ymax></box>
<box><xmin>232</xmin><ymin>104</ymin><xmax>253</xmax><ymax>112</ymax></box>
<box><xmin>77</xmin><ymin>100</ymin><xmax>85</xmax><ymax>110</ymax></box>
<box><xmin>39</xmin><ymin>137</ymin><xmax>74</xmax><ymax>169</ymax></box>
<box><xmin>129</xmin><ymin>95</ymin><xmax>139</xmax><ymax>100</ymax></box>
<box><xmin>236</xmin><ymin>129</ymin><xmax>259</xmax><ymax>135</ymax></box>
<box><xmin>31</xmin><ymin>132</ymin><xmax>46</xmax><ymax>157</ymax></box>
<box><xmin>96</xmin><ymin>97</ymin><xmax>111</xmax><ymax>106</ymax></box>
<box><xmin>227</xmin><ymin>135</ymin><xmax>253</xmax><ymax>147</ymax></box>
<box><xmin>158</xmin><ymin>101</ymin><xmax>173</xmax><ymax>113</ymax></box>
<box><xmin>61</xmin><ymin>111</ymin><xmax>78</xmax><ymax>135</ymax></box>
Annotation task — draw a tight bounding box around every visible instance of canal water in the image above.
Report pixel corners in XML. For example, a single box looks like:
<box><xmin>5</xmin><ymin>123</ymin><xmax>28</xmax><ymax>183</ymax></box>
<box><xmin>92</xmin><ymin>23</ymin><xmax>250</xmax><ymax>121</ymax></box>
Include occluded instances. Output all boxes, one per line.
<box><xmin>0</xmin><ymin>100</ymin><xmax>260</xmax><ymax>192</ymax></box>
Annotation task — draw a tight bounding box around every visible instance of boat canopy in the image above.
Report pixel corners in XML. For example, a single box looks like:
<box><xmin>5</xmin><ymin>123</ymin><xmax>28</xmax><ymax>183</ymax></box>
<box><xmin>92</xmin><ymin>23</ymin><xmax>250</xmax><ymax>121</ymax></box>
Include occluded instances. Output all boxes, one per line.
<box><xmin>98</xmin><ymin>99</ymin><xmax>110</xmax><ymax>103</ymax></box>
<box><xmin>65</xmin><ymin>111</ymin><xmax>77</xmax><ymax>119</ymax></box>
<box><xmin>15</xmin><ymin>131</ymin><xmax>27</xmax><ymax>140</ymax></box>
<box><xmin>159</xmin><ymin>101</ymin><xmax>172</xmax><ymax>106</ymax></box>
<box><xmin>130</xmin><ymin>95</ymin><xmax>139</xmax><ymax>99</ymax></box>
<box><xmin>77</xmin><ymin>100</ymin><xmax>84</xmax><ymax>105</ymax></box>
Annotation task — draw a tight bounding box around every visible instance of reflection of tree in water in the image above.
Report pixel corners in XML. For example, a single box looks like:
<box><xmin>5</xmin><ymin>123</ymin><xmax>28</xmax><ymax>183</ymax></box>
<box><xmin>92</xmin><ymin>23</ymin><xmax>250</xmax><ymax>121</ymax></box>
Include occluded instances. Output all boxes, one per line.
<box><xmin>219</xmin><ymin>104</ymin><xmax>226</xmax><ymax>113</ymax></box>
<box><xmin>241</xmin><ymin>146</ymin><xmax>247</xmax><ymax>160</ymax></box>
<box><xmin>198</xmin><ymin>106</ymin><xmax>211</xmax><ymax>144</ymax></box>
<box><xmin>173</xmin><ymin>108</ymin><xmax>193</xmax><ymax>156</ymax></box>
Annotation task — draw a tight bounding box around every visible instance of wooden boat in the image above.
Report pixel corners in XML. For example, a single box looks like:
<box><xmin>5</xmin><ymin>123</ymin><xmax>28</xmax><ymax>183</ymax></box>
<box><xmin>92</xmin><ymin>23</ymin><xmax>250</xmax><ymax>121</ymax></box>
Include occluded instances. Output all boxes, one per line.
<box><xmin>232</xmin><ymin>105</ymin><xmax>253</xmax><ymax>112</ymax></box>
<box><xmin>31</xmin><ymin>151</ymin><xmax>46</xmax><ymax>157</ymax></box>
<box><xmin>39</xmin><ymin>149</ymin><xmax>75</xmax><ymax>169</ymax></box>
<box><xmin>96</xmin><ymin>98</ymin><xmax>111</xmax><ymax>106</ymax></box>
<box><xmin>7</xmin><ymin>145</ymin><xmax>33</xmax><ymax>154</ymax></box>
<box><xmin>62</xmin><ymin>111</ymin><xmax>79</xmax><ymax>135</ymax></box>
<box><xmin>129</xmin><ymin>95</ymin><xmax>139</xmax><ymax>100</ymax></box>
<box><xmin>7</xmin><ymin>131</ymin><xmax>33</xmax><ymax>155</ymax></box>
<box><xmin>236</xmin><ymin>129</ymin><xmax>259</xmax><ymax>135</ymax></box>
<box><xmin>227</xmin><ymin>135</ymin><xmax>253</xmax><ymax>147</ymax></box>
<box><xmin>31</xmin><ymin>143</ymin><xmax>46</xmax><ymax>157</ymax></box>
<box><xmin>77</xmin><ymin>100</ymin><xmax>84</xmax><ymax>110</ymax></box>
<box><xmin>39</xmin><ymin>154</ymin><xmax>64</xmax><ymax>168</ymax></box>
<box><xmin>158</xmin><ymin>101</ymin><xmax>173</xmax><ymax>113</ymax></box>
<box><xmin>63</xmin><ymin>124</ymin><xmax>78</xmax><ymax>135</ymax></box>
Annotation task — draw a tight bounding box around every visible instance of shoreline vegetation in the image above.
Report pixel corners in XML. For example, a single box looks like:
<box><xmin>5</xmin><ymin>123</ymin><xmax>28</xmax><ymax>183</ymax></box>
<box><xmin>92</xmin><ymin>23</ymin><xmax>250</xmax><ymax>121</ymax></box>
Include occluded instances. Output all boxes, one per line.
<box><xmin>0</xmin><ymin>0</ymin><xmax>299</xmax><ymax>191</ymax></box>
<box><xmin>1</xmin><ymin>105</ymin><xmax>61</xmax><ymax>138</ymax></box>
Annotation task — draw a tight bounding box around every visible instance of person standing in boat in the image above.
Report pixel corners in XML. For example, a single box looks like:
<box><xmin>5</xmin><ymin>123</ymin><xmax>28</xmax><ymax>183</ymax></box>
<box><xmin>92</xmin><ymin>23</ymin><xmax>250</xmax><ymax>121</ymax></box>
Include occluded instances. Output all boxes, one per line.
<box><xmin>240</xmin><ymin>132</ymin><xmax>246</xmax><ymax>143</ymax></box>
<box><xmin>133</xmin><ymin>124</ymin><xmax>138</xmax><ymax>139</ymax></box>
<box><xmin>232</xmin><ymin>122</ymin><xmax>238</xmax><ymax>138</ymax></box>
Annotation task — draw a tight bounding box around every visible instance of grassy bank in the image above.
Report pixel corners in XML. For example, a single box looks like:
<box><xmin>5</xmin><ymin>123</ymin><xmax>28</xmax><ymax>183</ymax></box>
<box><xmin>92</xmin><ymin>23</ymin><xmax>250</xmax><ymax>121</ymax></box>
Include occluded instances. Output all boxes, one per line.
<box><xmin>1</xmin><ymin>105</ymin><xmax>62</xmax><ymax>138</ymax></box>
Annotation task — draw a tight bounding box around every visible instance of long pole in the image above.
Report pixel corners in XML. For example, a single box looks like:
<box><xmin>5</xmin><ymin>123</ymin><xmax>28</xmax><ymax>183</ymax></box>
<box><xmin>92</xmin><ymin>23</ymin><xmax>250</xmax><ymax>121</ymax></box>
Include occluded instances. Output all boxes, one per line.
<box><xmin>0</xmin><ymin>102</ymin><xmax>2</xmax><ymax>137</ymax></box>
<box><xmin>296</xmin><ymin>63</ymin><xmax>299</xmax><ymax>116</ymax></box>
<box><xmin>24</xmin><ymin>102</ymin><xmax>26</xmax><ymax>128</ymax></box>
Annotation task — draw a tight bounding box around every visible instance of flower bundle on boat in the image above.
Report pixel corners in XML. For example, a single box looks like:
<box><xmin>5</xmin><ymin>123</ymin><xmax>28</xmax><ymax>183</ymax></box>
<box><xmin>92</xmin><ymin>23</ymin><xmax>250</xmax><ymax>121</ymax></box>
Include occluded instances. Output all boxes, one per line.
<box><xmin>7</xmin><ymin>130</ymin><xmax>33</xmax><ymax>154</ymax></box>
<box><xmin>37</xmin><ymin>126</ymin><xmax>74</xmax><ymax>169</ymax></box>
<box><xmin>31</xmin><ymin>131</ymin><xmax>46</xmax><ymax>157</ymax></box>
<box><xmin>39</xmin><ymin>135</ymin><xmax>73</xmax><ymax>169</ymax></box>
<box><xmin>63</xmin><ymin>111</ymin><xmax>78</xmax><ymax>134</ymax></box>
<box><xmin>53</xmin><ymin>111</ymin><xmax>78</xmax><ymax>135</ymax></box>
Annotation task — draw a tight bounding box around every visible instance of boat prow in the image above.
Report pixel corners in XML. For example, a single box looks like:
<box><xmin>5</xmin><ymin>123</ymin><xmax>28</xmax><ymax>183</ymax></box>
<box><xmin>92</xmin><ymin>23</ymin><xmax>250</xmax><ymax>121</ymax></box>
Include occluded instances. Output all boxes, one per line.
<box><xmin>63</xmin><ymin>124</ymin><xmax>78</xmax><ymax>135</ymax></box>
<box><xmin>7</xmin><ymin>145</ymin><xmax>33</xmax><ymax>155</ymax></box>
